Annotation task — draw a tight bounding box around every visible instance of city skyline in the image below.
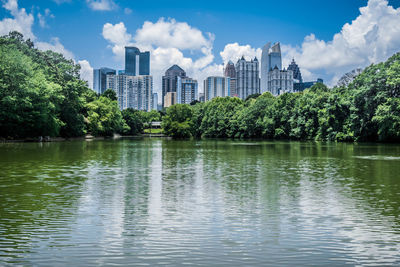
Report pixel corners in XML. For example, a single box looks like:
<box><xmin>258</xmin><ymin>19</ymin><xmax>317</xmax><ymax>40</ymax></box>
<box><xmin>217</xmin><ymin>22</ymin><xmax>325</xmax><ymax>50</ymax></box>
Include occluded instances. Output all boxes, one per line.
<box><xmin>1</xmin><ymin>0</ymin><xmax>400</xmax><ymax>96</ymax></box>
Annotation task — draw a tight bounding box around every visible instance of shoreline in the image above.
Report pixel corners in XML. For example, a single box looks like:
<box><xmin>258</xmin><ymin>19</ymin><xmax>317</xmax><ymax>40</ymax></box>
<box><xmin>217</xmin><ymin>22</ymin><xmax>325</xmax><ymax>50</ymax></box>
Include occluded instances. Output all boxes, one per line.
<box><xmin>1</xmin><ymin>135</ymin><xmax>398</xmax><ymax>144</ymax></box>
<box><xmin>0</xmin><ymin>134</ymin><xmax>170</xmax><ymax>143</ymax></box>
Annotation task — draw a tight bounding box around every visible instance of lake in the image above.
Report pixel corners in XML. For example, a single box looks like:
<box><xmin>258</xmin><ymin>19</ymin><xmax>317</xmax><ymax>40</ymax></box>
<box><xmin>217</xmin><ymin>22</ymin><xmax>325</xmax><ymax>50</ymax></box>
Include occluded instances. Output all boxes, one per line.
<box><xmin>0</xmin><ymin>139</ymin><xmax>399</xmax><ymax>266</ymax></box>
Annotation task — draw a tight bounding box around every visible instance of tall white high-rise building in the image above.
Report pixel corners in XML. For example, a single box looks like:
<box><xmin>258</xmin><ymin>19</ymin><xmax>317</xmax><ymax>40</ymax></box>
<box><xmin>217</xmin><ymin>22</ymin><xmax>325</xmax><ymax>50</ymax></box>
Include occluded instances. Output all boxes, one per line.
<box><xmin>204</xmin><ymin>76</ymin><xmax>230</xmax><ymax>101</ymax></box>
<box><xmin>261</xmin><ymin>42</ymin><xmax>282</xmax><ymax>94</ymax></box>
<box><xmin>236</xmin><ymin>57</ymin><xmax>260</xmax><ymax>99</ymax></box>
<box><xmin>268</xmin><ymin>66</ymin><xmax>293</xmax><ymax>95</ymax></box>
<box><xmin>106</xmin><ymin>74</ymin><xmax>153</xmax><ymax>111</ymax></box>
<box><xmin>260</xmin><ymin>42</ymin><xmax>271</xmax><ymax>94</ymax></box>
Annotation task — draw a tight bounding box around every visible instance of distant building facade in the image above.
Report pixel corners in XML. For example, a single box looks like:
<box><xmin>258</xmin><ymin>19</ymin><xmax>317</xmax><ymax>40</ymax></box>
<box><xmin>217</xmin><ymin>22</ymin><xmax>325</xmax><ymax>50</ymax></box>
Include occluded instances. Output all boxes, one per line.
<box><xmin>294</xmin><ymin>79</ymin><xmax>324</xmax><ymax>92</ymax></box>
<box><xmin>152</xmin><ymin>93</ymin><xmax>158</xmax><ymax>110</ymax></box>
<box><xmin>177</xmin><ymin>77</ymin><xmax>198</xmax><ymax>104</ymax></box>
<box><xmin>162</xmin><ymin>65</ymin><xmax>186</xmax><ymax>107</ymax></box>
<box><xmin>93</xmin><ymin>67</ymin><xmax>116</xmax><ymax>94</ymax></box>
<box><xmin>261</xmin><ymin>42</ymin><xmax>282</xmax><ymax>93</ymax></box>
<box><xmin>268</xmin><ymin>66</ymin><xmax>293</xmax><ymax>95</ymax></box>
<box><xmin>288</xmin><ymin>59</ymin><xmax>302</xmax><ymax>83</ymax></box>
<box><xmin>224</xmin><ymin>61</ymin><xmax>237</xmax><ymax>97</ymax></box>
<box><xmin>198</xmin><ymin>92</ymin><xmax>205</xmax><ymax>102</ymax></box>
<box><xmin>336</xmin><ymin>69</ymin><xmax>362</xmax><ymax>87</ymax></box>
<box><xmin>236</xmin><ymin>56</ymin><xmax>260</xmax><ymax>99</ymax></box>
<box><xmin>106</xmin><ymin>74</ymin><xmax>153</xmax><ymax>111</ymax></box>
<box><xmin>125</xmin><ymin>47</ymin><xmax>150</xmax><ymax>76</ymax></box>
<box><xmin>164</xmin><ymin>92</ymin><xmax>176</xmax><ymax>108</ymax></box>
<box><xmin>204</xmin><ymin>76</ymin><xmax>230</xmax><ymax>101</ymax></box>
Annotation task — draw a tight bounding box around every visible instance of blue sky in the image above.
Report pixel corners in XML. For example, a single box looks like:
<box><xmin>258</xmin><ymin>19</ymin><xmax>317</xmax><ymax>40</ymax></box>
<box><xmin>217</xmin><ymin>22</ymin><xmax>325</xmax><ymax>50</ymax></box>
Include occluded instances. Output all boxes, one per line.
<box><xmin>1</xmin><ymin>0</ymin><xmax>400</xmax><ymax>93</ymax></box>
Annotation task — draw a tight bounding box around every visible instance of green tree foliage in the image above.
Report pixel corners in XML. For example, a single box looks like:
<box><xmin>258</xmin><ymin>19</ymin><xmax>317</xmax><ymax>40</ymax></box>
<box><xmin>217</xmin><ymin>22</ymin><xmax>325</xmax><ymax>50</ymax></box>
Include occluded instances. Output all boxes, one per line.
<box><xmin>121</xmin><ymin>108</ymin><xmax>144</xmax><ymax>135</ymax></box>
<box><xmin>190</xmin><ymin>102</ymin><xmax>205</xmax><ymax>138</ymax></box>
<box><xmin>102</xmin><ymin>89</ymin><xmax>117</xmax><ymax>101</ymax></box>
<box><xmin>200</xmin><ymin>97</ymin><xmax>243</xmax><ymax>138</ymax></box>
<box><xmin>86</xmin><ymin>96</ymin><xmax>129</xmax><ymax>136</ymax></box>
<box><xmin>162</xmin><ymin>104</ymin><xmax>193</xmax><ymax>138</ymax></box>
<box><xmin>0</xmin><ymin>44</ymin><xmax>62</xmax><ymax>138</ymax></box>
<box><xmin>289</xmin><ymin>83</ymin><xmax>330</xmax><ymax>139</ymax></box>
<box><xmin>0</xmin><ymin>32</ymin><xmax>128</xmax><ymax>138</ymax></box>
<box><xmin>143</xmin><ymin>110</ymin><xmax>161</xmax><ymax>128</ymax></box>
<box><xmin>372</xmin><ymin>98</ymin><xmax>400</xmax><ymax>141</ymax></box>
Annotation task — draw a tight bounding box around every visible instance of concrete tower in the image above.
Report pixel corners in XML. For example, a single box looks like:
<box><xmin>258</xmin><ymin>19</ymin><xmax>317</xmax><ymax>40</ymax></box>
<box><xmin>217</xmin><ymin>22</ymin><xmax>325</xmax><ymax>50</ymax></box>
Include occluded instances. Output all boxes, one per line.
<box><xmin>260</xmin><ymin>42</ymin><xmax>271</xmax><ymax>94</ymax></box>
<box><xmin>261</xmin><ymin>42</ymin><xmax>282</xmax><ymax>94</ymax></box>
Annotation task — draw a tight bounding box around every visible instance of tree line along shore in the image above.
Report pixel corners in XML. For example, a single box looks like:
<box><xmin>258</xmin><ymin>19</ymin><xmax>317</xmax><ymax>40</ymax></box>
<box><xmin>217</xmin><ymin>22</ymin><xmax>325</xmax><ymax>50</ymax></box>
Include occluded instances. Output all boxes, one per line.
<box><xmin>1</xmin><ymin>32</ymin><xmax>399</xmax><ymax>142</ymax></box>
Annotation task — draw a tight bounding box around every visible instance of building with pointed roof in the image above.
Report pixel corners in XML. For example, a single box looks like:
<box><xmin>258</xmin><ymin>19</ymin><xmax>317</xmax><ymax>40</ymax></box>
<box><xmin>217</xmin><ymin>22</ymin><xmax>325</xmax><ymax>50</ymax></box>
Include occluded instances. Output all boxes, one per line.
<box><xmin>235</xmin><ymin>56</ymin><xmax>260</xmax><ymax>99</ymax></box>
<box><xmin>268</xmin><ymin>66</ymin><xmax>293</xmax><ymax>96</ymax></box>
<box><xmin>162</xmin><ymin>64</ymin><xmax>187</xmax><ymax>107</ymax></box>
<box><xmin>224</xmin><ymin>61</ymin><xmax>237</xmax><ymax>97</ymax></box>
<box><xmin>288</xmin><ymin>59</ymin><xmax>303</xmax><ymax>83</ymax></box>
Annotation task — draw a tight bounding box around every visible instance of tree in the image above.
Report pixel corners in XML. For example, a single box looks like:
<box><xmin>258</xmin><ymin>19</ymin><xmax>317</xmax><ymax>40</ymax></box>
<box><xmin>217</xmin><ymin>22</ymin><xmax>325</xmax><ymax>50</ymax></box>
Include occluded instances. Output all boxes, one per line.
<box><xmin>102</xmin><ymin>89</ymin><xmax>117</xmax><ymax>101</ymax></box>
<box><xmin>372</xmin><ymin>98</ymin><xmax>400</xmax><ymax>141</ymax></box>
<box><xmin>200</xmin><ymin>97</ymin><xmax>243</xmax><ymax>138</ymax></box>
<box><xmin>235</xmin><ymin>93</ymin><xmax>275</xmax><ymax>138</ymax></box>
<box><xmin>162</xmin><ymin>104</ymin><xmax>193</xmax><ymax>138</ymax></box>
<box><xmin>86</xmin><ymin>96</ymin><xmax>129</xmax><ymax>136</ymax></box>
<box><xmin>289</xmin><ymin>83</ymin><xmax>330</xmax><ymax>140</ymax></box>
<box><xmin>121</xmin><ymin>108</ymin><xmax>144</xmax><ymax>135</ymax></box>
<box><xmin>190</xmin><ymin>102</ymin><xmax>205</xmax><ymax>138</ymax></box>
<box><xmin>0</xmin><ymin>45</ymin><xmax>62</xmax><ymax>138</ymax></box>
<box><xmin>142</xmin><ymin>109</ymin><xmax>160</xmax><ymax>134</ymax></box>
<box><xmin>245</xmin><ymin>93</ymin><xmax>261</xmax><ymax>101</ymax></box>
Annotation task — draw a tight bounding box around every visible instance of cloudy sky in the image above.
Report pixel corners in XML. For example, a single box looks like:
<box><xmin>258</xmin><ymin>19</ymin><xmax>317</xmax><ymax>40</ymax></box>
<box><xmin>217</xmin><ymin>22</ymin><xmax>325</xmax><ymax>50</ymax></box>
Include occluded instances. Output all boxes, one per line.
<box><xmin>1</xmin><ymin>0</ymin><xmax>400</xmax><ymax>96</ymax></box>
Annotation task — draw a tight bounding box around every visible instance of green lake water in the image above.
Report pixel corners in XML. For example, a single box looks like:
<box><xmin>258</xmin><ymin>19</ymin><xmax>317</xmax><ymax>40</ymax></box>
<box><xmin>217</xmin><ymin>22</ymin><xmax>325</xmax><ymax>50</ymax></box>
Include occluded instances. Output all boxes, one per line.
<box><xmin>0</xmin><ymin>139</ymin><xmax>399</xmax><ymax>266</ymax></box>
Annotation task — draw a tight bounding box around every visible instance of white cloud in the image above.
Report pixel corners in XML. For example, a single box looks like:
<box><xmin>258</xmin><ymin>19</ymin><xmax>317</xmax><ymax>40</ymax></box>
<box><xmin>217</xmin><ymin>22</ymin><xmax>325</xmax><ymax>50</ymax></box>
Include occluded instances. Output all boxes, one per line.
<box><xmin>135</xmin><ymin>18</ymin><xmax>214</xmax><ymax>51</ymax></box>
<box><xmin>124</xmin><ymin>7</ymin><xmax>132</xmax><ymax>15</ymax></box>
<box><xmin>281</xmin><ymin>0</ymin><xmax>400</xmax><ymax>85</ymax></box>
<box><xmin>102</xmin><ymin>22</ymin><xmax>133</xmax><ymax>61</ymax></box>
<box><xmin>86</xmin><ymin>0</ymin><xmax>117</xmax><ymax>11</ymax></box>
<box><xmin>220</xmin><ymin>43</ymin><xmax>262</xmax><ymax>64</ymax></box>
<box><xmin>102</xmin><ymin>18</ymin><xmax>215</xmax><ymax>92</ymax></box>
<box><xmin>53</xmin><ymin>0</ymin><xmax>71</xmax><ymax>4</ymax></box>
<box><xmin>78</xmin><ymin>60</ymin><xmax>94</xmax><ymax>89</ymax></box>
<box><xmin>36</xmin><ymin>37</ymin><xmax>75</xmax><ymax>59</ymax></box>
<box><xmin>0</xmin><ymin>0</ymin><xmax>35</xmax><ymax>40</ymax></box>
<box><xmin>37</xmin><ymin>8</ymin><xmax>54</xmax><ymax>28</ymax></box>
<box><xmin>1</xmin><ymin>0</ymin><xmax>94</xmax><ymax>88</ymax></box>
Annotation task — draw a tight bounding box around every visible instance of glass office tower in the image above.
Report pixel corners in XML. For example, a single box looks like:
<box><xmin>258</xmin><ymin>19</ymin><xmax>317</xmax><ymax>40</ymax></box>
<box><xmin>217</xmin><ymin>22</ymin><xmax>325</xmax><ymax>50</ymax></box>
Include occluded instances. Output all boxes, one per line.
<box><xmin>125</xmin><ymin>47</ymin><xmax>150</xmax><ymax>76</ymax></box>
<box><xmin>93</xmin><ymin>67</ymin><xmax>116</xmax><ymax>94</ymax></box>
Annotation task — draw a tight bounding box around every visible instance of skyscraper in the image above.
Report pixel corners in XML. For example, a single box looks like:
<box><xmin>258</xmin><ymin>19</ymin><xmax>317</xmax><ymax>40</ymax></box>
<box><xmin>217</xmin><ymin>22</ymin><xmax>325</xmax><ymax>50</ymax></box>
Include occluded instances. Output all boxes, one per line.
<box><xmin>162</xmin><ymin>65</ymin><xmax>186</xmax><ymax>107</ymax></box>
<box><xmin>125</xmin><ymin>47</ymin><xmax>150</xmax><ymax>76</ymax></box>
<box><xmin>106</xmin><ymin>73</ymin><xmax>153</xmax><ymax>111</ymax></box>
<box><xmin>177</xmin><ymin>77</ymin><xmax>198</xmax><ymax>104</ymax></box>
<box><xmin>152</xmin><ymin>93</ymin><xmax>158</xmax><ymax>110</ymax></box>
<box><xmin>288</xmin><ymin>59</ymin><xmax>303</xmax><ymax>83</ymax></box>
<box><xmin>224</xmin><ymin>61</ymin><xmax>237</xmax><ymax>97</ymax></box>
<box><xmin>224</xmin><ymin>60</ymin><xmax>236</xmax><ymax>78</ymax></box>
<box><xmin>269</xmin><ymin>43</ymin><xmax>282</xmax><ymax>71</ymax></box>
<box><xmin>236</xmin><ymin>56</ymin><xmax>260</xmax><ymax>99</ymax></box>
<box><xmin>164</xmin><ymin>92</ymin><xmax>176</xmax><ymax>108</ymax></box>
<box><xmin>268</xmin><ymin>66</ymin><xmax>293</xmax><ymax>95</ymax></box>
<box><xmin>204</xmin><ymin>76</ymin><xmax>230</xmax><ymax>101</ymax></box>
<box><xmin>261</xmin><ymin>42</ymin><xmax>282</xmax><ymax>93</ymax></box>
<box><xmin>260</xmin><ymin>42</ymin><xmax>271</xmax><ymax>94</ymax></box>
<box><xmin>93</xmin><ymin>67</ymin><xmax>116</xmax><ymax>94</ymax></box>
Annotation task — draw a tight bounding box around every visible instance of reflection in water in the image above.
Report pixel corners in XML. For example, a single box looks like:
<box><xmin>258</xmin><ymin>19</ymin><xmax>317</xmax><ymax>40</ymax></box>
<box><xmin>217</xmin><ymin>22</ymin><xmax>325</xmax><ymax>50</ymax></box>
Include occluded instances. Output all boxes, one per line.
<box><xmin>0</xmin><ymin>139</ymin><xmax>399</xmax><ymax>266</ymax></box>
